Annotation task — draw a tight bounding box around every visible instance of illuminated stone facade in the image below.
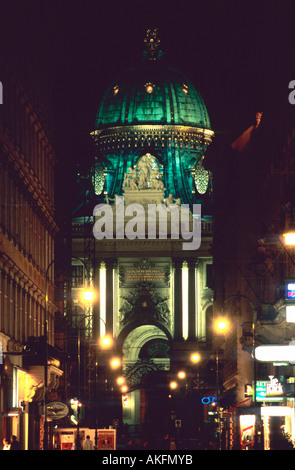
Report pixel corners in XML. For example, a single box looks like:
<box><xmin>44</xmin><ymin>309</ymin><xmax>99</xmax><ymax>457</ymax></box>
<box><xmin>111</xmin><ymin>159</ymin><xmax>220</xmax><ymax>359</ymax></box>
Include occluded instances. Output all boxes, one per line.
<box><xmin>70</xmin><ymin>30</ymin><xmax>215</xmax><ymax>433</ymax></box>
<box><xmin>0</xmin><ymin>57</ymin><xmax>60</xmax><ymax>449</ymax></box>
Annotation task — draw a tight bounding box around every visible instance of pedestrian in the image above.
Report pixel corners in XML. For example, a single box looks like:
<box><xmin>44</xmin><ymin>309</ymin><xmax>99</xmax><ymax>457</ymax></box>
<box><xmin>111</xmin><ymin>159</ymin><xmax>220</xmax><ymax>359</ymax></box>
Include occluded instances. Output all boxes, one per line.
<box><xmin>2</xmin><ymin>438</ymin><xmax>10</xmax><ymax>450</ymax></box>
<box><xmin>10</xmin><ymin>435</ymin><xmax>21</xmax><ymax>450</ymax></box>
<box><xmin>83</xmin><ymin>435</ymin><xmax>94</xmax><ymax>450</ymax></box>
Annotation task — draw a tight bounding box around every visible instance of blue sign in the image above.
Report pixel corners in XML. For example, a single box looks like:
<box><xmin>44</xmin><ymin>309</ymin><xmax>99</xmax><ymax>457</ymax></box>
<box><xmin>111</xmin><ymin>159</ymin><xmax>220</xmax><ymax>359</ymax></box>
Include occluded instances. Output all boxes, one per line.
<box><xmin>201</xmin><ymin>396</ymin><xmax>217</xmax><ymax>404</ymax></box>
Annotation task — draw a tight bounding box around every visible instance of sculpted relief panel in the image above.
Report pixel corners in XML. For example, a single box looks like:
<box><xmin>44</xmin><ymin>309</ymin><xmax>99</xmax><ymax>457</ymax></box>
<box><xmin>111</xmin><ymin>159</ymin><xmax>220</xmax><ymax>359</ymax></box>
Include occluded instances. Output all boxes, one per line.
<box><xmin>116</xmin><ymin>258</ymin><xmax>172</xmax><ymax>334</ymax></box>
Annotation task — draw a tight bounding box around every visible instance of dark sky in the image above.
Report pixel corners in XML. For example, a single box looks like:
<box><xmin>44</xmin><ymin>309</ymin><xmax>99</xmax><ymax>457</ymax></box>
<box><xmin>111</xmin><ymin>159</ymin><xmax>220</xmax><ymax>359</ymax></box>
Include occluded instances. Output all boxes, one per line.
<box><xmin>2</xmin><ymin>0</ymin><xmax>295</xmax><ymax>209</ymax></box>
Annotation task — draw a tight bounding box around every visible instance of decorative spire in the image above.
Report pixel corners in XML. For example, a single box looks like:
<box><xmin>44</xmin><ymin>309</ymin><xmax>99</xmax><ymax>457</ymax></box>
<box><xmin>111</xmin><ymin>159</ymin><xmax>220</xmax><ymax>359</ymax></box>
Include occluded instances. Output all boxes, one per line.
<box><xmin>143</xmin><ymin>28</ymin><xmax>162</xmax><ymax>61</ymax></box>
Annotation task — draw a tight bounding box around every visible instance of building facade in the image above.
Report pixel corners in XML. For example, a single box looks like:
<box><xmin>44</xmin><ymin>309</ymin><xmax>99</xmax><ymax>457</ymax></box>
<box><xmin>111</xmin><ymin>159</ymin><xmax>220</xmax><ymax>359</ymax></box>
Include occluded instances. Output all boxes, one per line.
<box><xmin>213</xmin><ymin>107</ymin><xmax>295</xmax><ymax>449</ymax></box>
<box><xmin>67</xmin><ymin>30</ymin><xmax>218</xmax><ymax>442</ymax></box>
<box><xmin>0</xmin><ymin>53</ymin><xmax>62</xmax><ymax>449</ymax></box>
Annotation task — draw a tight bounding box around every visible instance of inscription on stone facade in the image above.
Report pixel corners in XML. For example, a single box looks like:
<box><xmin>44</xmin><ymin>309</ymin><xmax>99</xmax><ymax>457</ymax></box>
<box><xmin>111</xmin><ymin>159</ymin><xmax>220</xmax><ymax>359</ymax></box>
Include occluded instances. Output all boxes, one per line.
<box><xmin>119</xmin><ymin>258</ymin><xmax>170</xmax><ymax>287</ymax></box>
<box><xmin>125</xmin><ymin>268</ymin><xmax>165</xmax><ymax>283</ymax></box>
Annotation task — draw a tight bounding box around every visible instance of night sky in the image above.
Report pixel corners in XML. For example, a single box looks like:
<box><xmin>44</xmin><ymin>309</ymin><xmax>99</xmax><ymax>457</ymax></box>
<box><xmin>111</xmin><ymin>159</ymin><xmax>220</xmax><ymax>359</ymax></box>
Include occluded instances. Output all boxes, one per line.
<box><xmin>2</xmin><ymin>0</ymin><xmax>295</xmax><ymax>214</ymax></box>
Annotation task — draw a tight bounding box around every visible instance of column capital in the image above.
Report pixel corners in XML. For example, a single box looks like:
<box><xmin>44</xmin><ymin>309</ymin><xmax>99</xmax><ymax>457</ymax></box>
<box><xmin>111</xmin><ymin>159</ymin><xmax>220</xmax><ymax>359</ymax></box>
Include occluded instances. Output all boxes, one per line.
<box><xmin>172</xmin><ymin>258</ymin><xmax>183</xmax><ymax>269</ymax></box>
<box><xmin>104</xmin><ymin>259</ymin><xmax>116</xmax><ymax>269</ymax></box>
<box><xmin>186</xmin><ymin>258</ymin><xmax>197</xmax><ymax>269</ymax></box>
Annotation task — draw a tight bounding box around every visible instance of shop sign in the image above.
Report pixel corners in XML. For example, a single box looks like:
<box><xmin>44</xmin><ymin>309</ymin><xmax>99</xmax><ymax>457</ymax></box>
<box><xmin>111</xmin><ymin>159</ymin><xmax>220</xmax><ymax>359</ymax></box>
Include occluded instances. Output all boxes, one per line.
<box><xmin>97</xmin><ymin>429</ymin><xmax>116</xmax><ymax>450</ymax></box>
<box><xmin>255</xmin><ymin>376</ymin><xmax>284</xmax><ymax>402</ymax></box>
<box><xmin>255</xmin><ymin>344</ymin><xmax>295</xmax><ymax>363</ymax></box>
<box><xmin>46</xmin><ymin>402</ymin><xmax>69</xmax><ymax>419</ymax></box>
<box><xmin>240</xmin><ymin>415</ymin><xmax>255</xmax><ymax>450</ymax></box>
<box><xmin>286</xmin><ymin>282</ymin><xmax>295</xmax><ymax>299</ymax></box>
<box><xmin>201</xmin><ymin>396</ymin><xmax>218</xmax><ymax>404</ymax></box>
<box><xmin>244</xmin><ymin>384</ymin><xmax>253</xmax><ymax>397</ymax></box>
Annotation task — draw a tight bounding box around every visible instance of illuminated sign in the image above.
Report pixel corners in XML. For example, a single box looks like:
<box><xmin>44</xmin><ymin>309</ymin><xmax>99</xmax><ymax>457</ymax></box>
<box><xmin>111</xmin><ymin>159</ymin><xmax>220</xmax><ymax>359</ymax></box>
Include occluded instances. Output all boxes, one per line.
<box><xmin>286</xmin><ymin>282</ymin><xmax>295</xmax><ymax>299</ymax></box>
<box><xmin>255</xmin><ymin>344</ymin><xmax>295</xmax><ymax>363</ymax></box>
<box><xmin>244</xmin><ymin>384</ymin><xmax>253</xmax><ymax>397</ymax></box>
<box><xmin>286</xmin><ymin>305</ymin><xmax>295</xmax><ymax>323</ymax></box>
<box><xmin>266</xmin><ymin>376</ymin><xmax>283</xmax><ymax>396</ymax></box>
<box><xmin>240</xmin><ymin>415</ymin><xmax>255</xmax><ymax>450</ymax></box>
<box><xmin>261</xmin><ymin>406</ymin><xmax>291</xmax><ymax>417</ymax></box>
<box><xmin>255</xmin><ymin>376</ymin><xmax>284</xmax><ymax>402</ymax></box>
<box><xmin>201</xmin><ymin>396</ymin><xmax>217</xmax><ymax>404</ymax></box>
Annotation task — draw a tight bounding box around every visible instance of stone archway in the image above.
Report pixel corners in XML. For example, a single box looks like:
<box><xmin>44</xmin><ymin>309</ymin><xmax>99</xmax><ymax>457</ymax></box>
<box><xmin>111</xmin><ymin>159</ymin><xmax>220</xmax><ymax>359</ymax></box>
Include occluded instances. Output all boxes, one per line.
<box><xmin>121</xmin><ymin>325</ymin><xmax>170</xmax><ymax>430</ymax></box>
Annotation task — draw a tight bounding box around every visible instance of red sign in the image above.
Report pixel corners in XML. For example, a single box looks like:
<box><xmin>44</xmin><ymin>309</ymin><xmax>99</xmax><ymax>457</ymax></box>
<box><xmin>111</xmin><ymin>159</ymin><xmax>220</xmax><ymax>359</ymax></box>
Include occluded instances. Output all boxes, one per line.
<box><xmin>97</xmin><ymin>429</ymin><xmax>116</xmax><ymax>450</ymax></box>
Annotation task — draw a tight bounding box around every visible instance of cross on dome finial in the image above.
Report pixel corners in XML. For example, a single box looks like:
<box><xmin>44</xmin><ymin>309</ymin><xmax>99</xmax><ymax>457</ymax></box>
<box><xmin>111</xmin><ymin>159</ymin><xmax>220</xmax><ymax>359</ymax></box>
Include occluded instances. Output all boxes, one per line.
<box><xmin>144</xmin><ymin>28</ymin><xmax>161</xmax><ymax>60</ymax></box>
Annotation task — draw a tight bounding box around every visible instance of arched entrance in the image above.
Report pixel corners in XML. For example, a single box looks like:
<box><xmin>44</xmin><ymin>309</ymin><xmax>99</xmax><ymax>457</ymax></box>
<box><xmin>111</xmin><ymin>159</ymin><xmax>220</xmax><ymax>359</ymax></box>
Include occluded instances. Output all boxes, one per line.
<box><xmin>121</xmin><ymin>325</ymin><xmax>170</xmax><ymax>435</ymax></box>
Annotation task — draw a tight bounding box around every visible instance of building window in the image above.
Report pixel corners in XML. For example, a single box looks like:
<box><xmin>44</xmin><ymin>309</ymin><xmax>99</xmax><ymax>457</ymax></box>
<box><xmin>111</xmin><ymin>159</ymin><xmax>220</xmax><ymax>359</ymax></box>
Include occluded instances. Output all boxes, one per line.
<box><xmin>71</xmin><ymin>265</ymin><xmax>84</xmax><ymax>288</ymax></box>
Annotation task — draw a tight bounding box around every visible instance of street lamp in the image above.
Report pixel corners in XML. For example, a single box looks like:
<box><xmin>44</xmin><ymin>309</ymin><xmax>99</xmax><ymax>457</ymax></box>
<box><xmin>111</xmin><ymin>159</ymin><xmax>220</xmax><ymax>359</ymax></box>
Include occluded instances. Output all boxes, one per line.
<box><xmin>221</xmin><ymin>294</ymin><xmax>256</xmax><ymax>404</ymax></box>
<box><xmin>190</xmin><ymin>352</ymin><xmax>201</xmax><ymax>364</ymax></box>
<box><xmin>43</xmin><ymin>255</ymin><xmax>94</xmax><ymax>449</ymax></box>
<box><xmin>217</xmin><ymin>294</ymin><xmax>257</xmax><ymax>449</ymax></box>
<box><xmin>177</xmin><ymin>371</ymin><xmax>186</xmax><ymax>380</ymax></box>
<box><xmin>282</xmin><ymin>218</ymin><xmax>295</xmax><ymax>246</ymax></box>
<box><xmin>81</xmin><ymin>289</ymin><xmax>95</xmax><ymax>302</ymax></box>
<box><xmin>213</xmin><ymin>316</ymin><xmax>231</xmax><ymax>450</ymax></box>
<box><xmin>214</xmin><ymin>318</ymin><xmax>229</xmax><ymax>333</ymax></box>
<box><xmin>116</xmin><ymin>376</ymin><xmax>125</xmax><ymax>386</ymax></box>
<box><xmin>44</xmin><ymin>258</ymin><xmax>55</xmax><ymax>450</ymax></box>
<box><xmin>169</xmin><ymin>381</ymin><xmax>178</xmax><ymax>390</ymax></box>
<box><xmin>76</xmin><ymin>309</ymin><xmax>118</xmax><ymax>449</ymax></box>
<box><xmin>100</xmin><ymin>335</ymin><xmax>113</xmax><ymax>349</ymax></box>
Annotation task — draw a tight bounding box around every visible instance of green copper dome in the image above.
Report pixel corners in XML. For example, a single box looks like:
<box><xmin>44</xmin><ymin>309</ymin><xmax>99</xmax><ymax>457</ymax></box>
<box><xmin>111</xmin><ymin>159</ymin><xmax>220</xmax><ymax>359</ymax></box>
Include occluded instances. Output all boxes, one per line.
<box><xmin>95</xmin><ymin>61</ymin><xmax>211</xmax><ymax>130</ymax></box>
<box><xmin>80</xmin><ymin>29</ymin><xmax>214</xmax><ymax>215</ymax></box>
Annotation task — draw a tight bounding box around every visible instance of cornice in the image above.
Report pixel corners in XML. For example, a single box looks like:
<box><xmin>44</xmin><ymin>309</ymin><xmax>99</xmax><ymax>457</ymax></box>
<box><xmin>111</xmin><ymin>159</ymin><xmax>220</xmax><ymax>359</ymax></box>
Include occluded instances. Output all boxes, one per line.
<box><xmin>91</xmin><ymin>124</ymin><xmax>214</xmax><ymax>151</ymax></box>
<box><xmin>0</xmin><ymin>138</ymin><xmax>58</xmax><ymax>236</ymax></box>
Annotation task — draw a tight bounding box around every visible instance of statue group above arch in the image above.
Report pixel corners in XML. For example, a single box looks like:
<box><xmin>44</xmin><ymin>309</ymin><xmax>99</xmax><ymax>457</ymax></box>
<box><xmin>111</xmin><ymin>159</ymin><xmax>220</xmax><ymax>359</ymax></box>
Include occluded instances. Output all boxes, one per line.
<box><xmin>122</xmin><ymin>153</ymin><xmax>164</xmax><ymax>191</ymax></box>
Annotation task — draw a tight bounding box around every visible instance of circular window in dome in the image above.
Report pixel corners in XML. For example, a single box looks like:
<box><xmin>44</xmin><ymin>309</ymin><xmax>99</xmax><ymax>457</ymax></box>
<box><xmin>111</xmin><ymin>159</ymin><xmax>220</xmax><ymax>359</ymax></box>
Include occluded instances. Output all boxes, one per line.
<box><xmin>145</xmin><ymin>82</ymin><xmax>154</xmax><ymax>94</ymax></box>
<box><xmin>113</xmin><ymin>85</ymin><xmax>119</xmax><ymax>96</ymax></box>
<box><xmin>182</xmin><ymin>83</ymin><xmax>189</xmax><ymax>94</ymax></box>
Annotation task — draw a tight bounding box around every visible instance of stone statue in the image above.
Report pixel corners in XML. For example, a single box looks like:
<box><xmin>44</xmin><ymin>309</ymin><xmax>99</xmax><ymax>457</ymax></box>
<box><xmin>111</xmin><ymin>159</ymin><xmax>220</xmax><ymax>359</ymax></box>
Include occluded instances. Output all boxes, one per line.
<box><xmin>137</xmin><ymin>155</ymin><xmax>153</xmax><ymax>189</ymax></box>
<box><xmin>105</xmin><ymin>194</ymin><xmax>115</xmax><ymax>204</ymax></box>
<box><xmin>124</xmin><ymin>167</ymin><xmax>138</xmax><ymax>190</ymax></box>
<box><xmin>164</xmin><ymin>194</ymin><xmax>174</xmax><ymax>206</ymax></box>
<box><xmin>164</xmin><ymin>193</ymin><xmax>179</xmax><ymax>206</ymax></box>
<box><xmin>123</xmin><ymin>172</ymin><xmax>129</xmax><ymax>189</ymax></box>
<box><xmin>150</xmin><ymin>169</ymin><xmax>164</xmax><ymax>190</ymax></box>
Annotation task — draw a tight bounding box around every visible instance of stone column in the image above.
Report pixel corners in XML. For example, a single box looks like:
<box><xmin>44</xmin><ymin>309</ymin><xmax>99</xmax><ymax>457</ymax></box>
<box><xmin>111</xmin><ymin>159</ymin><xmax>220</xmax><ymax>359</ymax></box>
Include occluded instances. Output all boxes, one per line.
<box><xmin>173</xmin><ymin>258</ymin><xmax>183</xmax><ymax>339</ymax></box>
<box><xmin>188</xmin><ymin>259</ymin><xmax>196</xmax><ymax>339</ymax></box>
<box><xmin>93</xmin><ymin>261</ymin><xmax>100</xmax><ymax>338</ymax></box>
<box><xmin>105</xmin><ymin>260</ymin><xmax>114</xmax><ymax>336</ymax></box>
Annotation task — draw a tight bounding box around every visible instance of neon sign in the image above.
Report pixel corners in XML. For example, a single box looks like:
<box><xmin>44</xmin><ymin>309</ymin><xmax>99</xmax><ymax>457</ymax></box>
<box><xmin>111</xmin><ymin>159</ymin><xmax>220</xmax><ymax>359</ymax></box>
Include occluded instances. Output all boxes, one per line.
<box><xmin>255</xmin><ymin>376</ymin><xmax>284</xmax><ymax>402</ymax></box>
<box><xmin>286</xmin><ymin>282</ymin><xmax>295</xmax><ymax>299</ymax></box>
<box><xmin>266</xmin><ymin>376</ymin><xmax>283</xmax><ymax>396</ymax></box>
<box><xmin>201</xmin><ymin>396</ymin><xmax>217</xmax><ymax>404</ymax></box>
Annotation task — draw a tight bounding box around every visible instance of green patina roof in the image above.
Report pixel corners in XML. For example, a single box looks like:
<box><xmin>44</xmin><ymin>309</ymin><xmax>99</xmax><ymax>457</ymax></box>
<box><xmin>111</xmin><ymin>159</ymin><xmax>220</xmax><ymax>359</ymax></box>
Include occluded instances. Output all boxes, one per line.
<box><xmin>95</xmin><ymin>61</ymin><xmax>211</xmax><ymax>130</ymax></box>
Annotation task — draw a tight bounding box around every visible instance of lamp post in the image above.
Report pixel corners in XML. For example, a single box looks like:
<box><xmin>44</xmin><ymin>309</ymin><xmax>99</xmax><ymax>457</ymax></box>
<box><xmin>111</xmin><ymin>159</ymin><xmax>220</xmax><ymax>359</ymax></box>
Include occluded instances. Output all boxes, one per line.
<box><xmin>43</xmin><ymin>258</ymin><xmax>55</xmax><ymax>450</ymax></box>
<box><xmin>76</xmin><ymin>304</ymin><xmax>118</xmax><ymax>450</ymax></box>
<box><xmin>221</xmin><ymin>294</ymin><xmax>256</xmax><ymax>406</ymax></box>
<box><xmin>219</xmin><ymin>294</ymin><xmax>257</xmax><ymax>449</ymax></box>
<box><xmin>213</xmin><ymin>317</ymin><xmax>230</xmax><ymax>450</ymax></box>
<box><xmin>43</xmin><ymin>255</ymin><xmax>93</xmax><ymax>450</ymax></box>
